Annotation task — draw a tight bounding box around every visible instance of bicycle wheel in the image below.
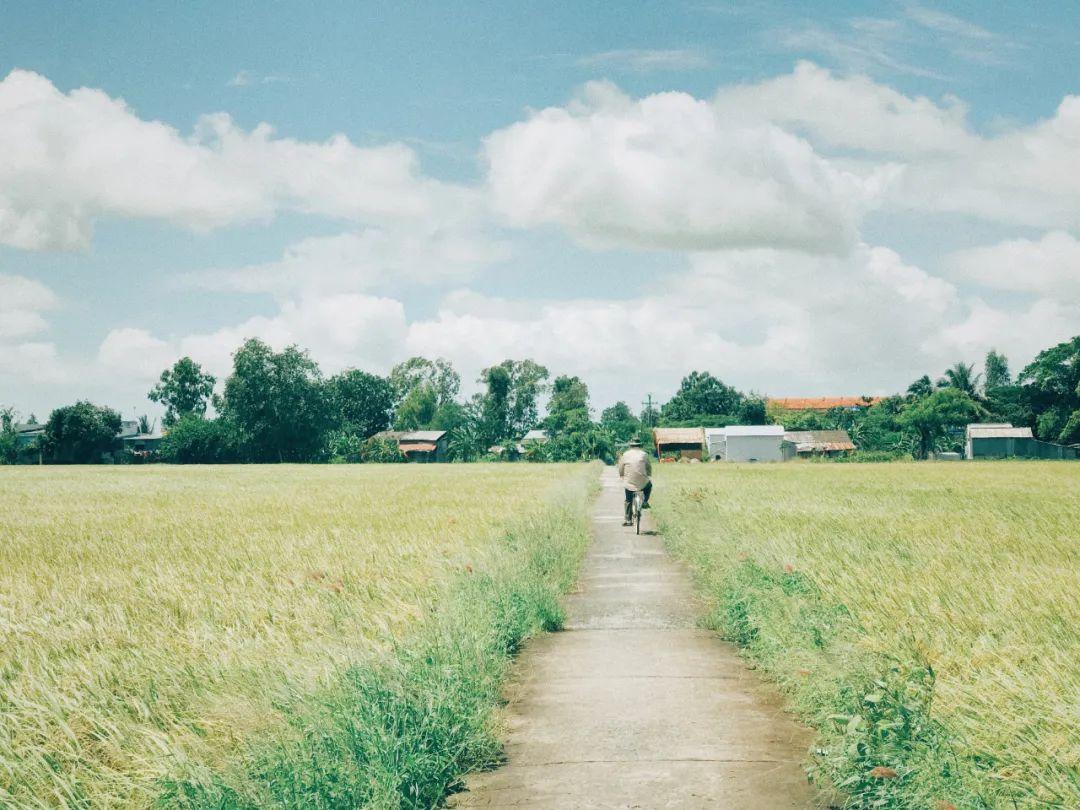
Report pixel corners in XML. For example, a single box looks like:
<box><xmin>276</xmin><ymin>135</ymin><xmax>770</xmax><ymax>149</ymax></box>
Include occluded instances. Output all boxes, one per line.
<box><xmin>635</xmin><ymin>494</ymin><xmax>642</xmax><ymax>535</ymax></box>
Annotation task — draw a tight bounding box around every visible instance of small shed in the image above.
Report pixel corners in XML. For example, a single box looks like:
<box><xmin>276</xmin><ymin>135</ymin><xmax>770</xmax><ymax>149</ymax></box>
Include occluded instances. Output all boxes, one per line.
<box><xmin>965</xmin><ymin>424</ymin><xmax>1032</xmax><ymax>459</ymax></box>
<box><xmin>784</xmin><ymin>429</ymin><xmax>856</xmax><ymax>457</ymax></box>
<box><xmin>721</xmin><ymin>425</ymin><xmax>788</xmax><ymax>462</ymax></box>
<box><xmin>653</xmin><ymin>427</ymin><xmax>703</xmax><ymax>460</ymax></box>
<box><xmin>398</xmin><ymin>430</ymin><xmax>449</xmax><ymax>463</ymax></box>
<box><xmin>13</xmin><ymin>423</ymin><xmax>44</xmax><ymax>448</ymax></box>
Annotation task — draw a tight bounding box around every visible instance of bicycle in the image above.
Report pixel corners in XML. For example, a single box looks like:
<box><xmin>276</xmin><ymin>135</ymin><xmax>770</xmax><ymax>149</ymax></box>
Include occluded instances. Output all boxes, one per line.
<box><xmin>631</xmin><ymin>489</ymin><xmax>644</xmax><ymax>535</ymax></box>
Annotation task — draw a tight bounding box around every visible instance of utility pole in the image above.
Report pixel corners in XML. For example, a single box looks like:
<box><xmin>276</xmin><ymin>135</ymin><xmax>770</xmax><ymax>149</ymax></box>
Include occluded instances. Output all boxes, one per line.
<box><xmin>641</xmin><ymin>394</ymin><xmax>655</xmax><ymax>425</ymax></box>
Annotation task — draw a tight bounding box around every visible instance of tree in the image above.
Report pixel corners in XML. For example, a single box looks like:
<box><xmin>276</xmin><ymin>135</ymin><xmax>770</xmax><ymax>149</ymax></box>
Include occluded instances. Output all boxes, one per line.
<box><xmin>736</xmin><ymin>396</ymin><xmax>768</xmax><ymax>425</ymax></box>
<box><xmin>477</xmin><ymin>364</ymin><xmax>513</xmax><ymax>447</ymax></box>
<box><xmin>217</xmin><ymin>339</ymin><xmax>329</xmax><ymax>462</ymax></box>
<box><xmin>899</xmin><ymin>388</ymin><xmax>984</xmax><ymax>460</ymax></box>
<box><xmin>389</xmin><ymin>357</ymin><xmax>460</xmax><ymax>408</ymax></box>
<box><xmin>358</xmin><ymin>435</ymin><xmax>406</xmax><ymax>463</ymax></box>
<box><xmin>937</xmin><ymin>362</ymin><xmax>982</xmax><ymax>398</ymax></box>
<box><xmin>158</xmin><ymin>415</ymin><xmax>239</xmax><ymax>463</ymax></box>
<box><xmin>326</xmin><ymin>369</ymin><xmax>393</xmax><ymax>440</ymax></box>
<box><xmin>1018</xmin><ymin>336</ymin><xmax>1080</xmax><ymax>442</ymax></box>
<box><xmin>484</xmin><ymin>359</ymin><xmax>549</xmax><ymax>437</ymax></box>
<box><xmin>984</xmin><ymin>350</ymin><xmax>1010</xmax><ymax>392</ymax></box>
<box><xmin>149</xmin><ymin>357</ymin><xmax>216</xmax><ymax>426</ymax></box>
<box><xmin>545</xmin><ymin>375</ymin><xmax>591</xmax><ymax>435</ymax></box>
<box><xmin>136</xmin><ymin>414</ymin><xmax>155</xmax><ymax>434</ymax></box>
<box><xmin>660</xmin><ymin>371</ymin><xmax>743</xmax><ymax>423</ymax></box>
<box><xmin>42</xmin><ymin>401</ymin><xmax>122</xmax><ymax>464</ymax></box>
<box><xmin>906</xmin><ymin>375</ymin><xmax>934</xmax><ymax>400</ymax></box>
<box><xmin>393</xmin><ymin>384</ymin><xmax>438</xmax><ymax>431</ymax></box>
<box><xmin>600</xmin><ymin>401</ymin><xmax>640</xmax><ymax>444</ymax></box>
<box><xmin>0</xmin><ymin>406</ymin><xmax>18</xmax><ymax>464</ymax></box>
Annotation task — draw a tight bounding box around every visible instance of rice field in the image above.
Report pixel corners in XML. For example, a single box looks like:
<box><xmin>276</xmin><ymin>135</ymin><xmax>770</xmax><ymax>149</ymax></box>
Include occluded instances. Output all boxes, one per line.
<box><xmin>0</xmin><ymin>464</ymin><xmax>593</xmax><ymax>808</ymax></box>
<box><xmin>654</xmin><ymin>461</ymin><xmax>1080</xmax><ymax>808</ymax></box>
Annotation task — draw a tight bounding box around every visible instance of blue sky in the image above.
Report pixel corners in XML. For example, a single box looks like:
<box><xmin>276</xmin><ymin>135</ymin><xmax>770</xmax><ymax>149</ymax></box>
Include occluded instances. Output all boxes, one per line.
<box><xmin>2</xmin><ymin>1</ymin><xmax>1080</xmax><ymax>419</ymax></box>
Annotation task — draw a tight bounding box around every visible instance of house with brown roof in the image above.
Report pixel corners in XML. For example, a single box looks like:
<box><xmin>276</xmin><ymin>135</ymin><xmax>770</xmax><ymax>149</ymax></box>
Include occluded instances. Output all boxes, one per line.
<box><xmin>653</xmin><ymin>427</ymin><xmax>703</xmax><ymax>460</ymax></box>
<box><xmin>784</xmin><ymin>429</ymin><xmax>856</xmax><ymax>457</ymax></box>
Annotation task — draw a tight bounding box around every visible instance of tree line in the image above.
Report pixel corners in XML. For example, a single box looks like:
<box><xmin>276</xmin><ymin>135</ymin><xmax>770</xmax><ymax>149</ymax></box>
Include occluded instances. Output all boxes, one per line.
<box><xmin>3</xmin><ymin>334</ymin><xmax>1080</xmax><ymax>464</ymax></box>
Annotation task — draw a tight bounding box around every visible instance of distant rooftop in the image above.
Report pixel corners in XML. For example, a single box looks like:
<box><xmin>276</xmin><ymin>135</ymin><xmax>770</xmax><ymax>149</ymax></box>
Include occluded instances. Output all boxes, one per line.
<box><xmin>966</xmin><ymin>423</ymin><xmax>1034</xmax><ymax>439</ymax></box>
<box><xmin>768</xmin><ymin>397</ymin><xmax>882</xmax><ymax>410</ymax></box>
<box><xmin>722</xmin><ymin>425</ymin><xmax>785</xmax><ymax>437</ymax></box>
<box><xmin>400</xmin><ymin>430</ymin><xmax>447</xmax><ymax>442</ymax></box>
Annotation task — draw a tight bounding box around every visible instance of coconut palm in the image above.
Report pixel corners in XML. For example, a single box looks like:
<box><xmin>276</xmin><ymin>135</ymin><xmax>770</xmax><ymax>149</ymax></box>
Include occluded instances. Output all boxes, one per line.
<box><xmin>937</xmin><ymin>362</ymin><xmax>983</xmax><ymax>398</ymax></box>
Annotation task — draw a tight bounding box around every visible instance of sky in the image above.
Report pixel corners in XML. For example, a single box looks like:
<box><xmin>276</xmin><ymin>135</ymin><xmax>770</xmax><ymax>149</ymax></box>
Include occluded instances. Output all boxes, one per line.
<box><xmin>2</xmin><ymin>1</ymin><xmax>1080</xmax><ymax>421</ymax></box>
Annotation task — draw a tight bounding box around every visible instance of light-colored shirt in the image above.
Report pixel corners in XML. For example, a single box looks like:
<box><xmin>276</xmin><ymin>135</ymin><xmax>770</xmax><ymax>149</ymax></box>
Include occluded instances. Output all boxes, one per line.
<box><xmin>618</xmin><ymin>447</ymin><xmax>652</xmax><ymax>491</ymax></box>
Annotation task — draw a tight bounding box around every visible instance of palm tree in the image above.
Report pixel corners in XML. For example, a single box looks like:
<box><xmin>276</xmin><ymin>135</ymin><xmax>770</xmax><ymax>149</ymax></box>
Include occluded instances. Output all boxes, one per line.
<box><xmin>937</xmin><ymin>362</ymin><xmax>982</xmax><ymax>398</ymax></box>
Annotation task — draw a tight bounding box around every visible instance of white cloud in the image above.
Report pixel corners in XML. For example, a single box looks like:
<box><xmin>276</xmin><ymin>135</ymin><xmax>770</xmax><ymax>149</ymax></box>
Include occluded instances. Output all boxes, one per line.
<box><xmin>934</xmin><ymin>298</ymin><xmax>1080</xmax><ymax>361</ymax></box>
<box><xmin>99</xmin><ymin>293</ymin><xmax>409</xmax><ymax>384</ymax></box>
<box><xmin>185</xmin><ymin>225</ymin><xmax>508</xmax><ymax>297</ymax></box>
<box><xmin>484</xmin><ymin>80</ymin><xmax>879</xmax><ymax>254</ymax></box>
<box><xmin>0</xmin><ymin>274</ymin><xmax>63</xmax><ymax>384</ymax></box>
<box><xmin>708</xmin><ymin>63</ymin><xmax>1080</xmax><ymax>231</ymax></box>
<box><xmin>406</xmin><ymin>244</ymin><xmax>964</xmax><ymax>403</ymax></box>
<box><xmin>892</xmin><ymin>96</ymin><xmax>1080</xmax><ymax>229</ymax></box>
<box><xmin>946</xmin><ymin>231</ymin><xmax>1080</xmax><ymax>297</ymax></box>
<box><xmin>578</xmin><ymin>49</ymin><xmax>709</xmax><ymax>72</ymax></box>
<box><xmin>0</xmin><ymin>69</ymin><xmax>479</xmax><ymax>251</ymax></box>
<box><xmin>712</xmin><ymin>61</ymin><xmax>974</xmax><ymax>157</ymax></box>
<box><xmin>0</xmin><ymin>273</ymin><xmax>57</xmax><ymax>339</ymax></box>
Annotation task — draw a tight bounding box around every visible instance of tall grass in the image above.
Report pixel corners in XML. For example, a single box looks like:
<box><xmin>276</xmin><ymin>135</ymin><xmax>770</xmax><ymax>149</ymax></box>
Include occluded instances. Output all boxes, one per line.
<box><xmin>654</xmin><ymin>461</ymin><xmax>1080</xmax><ymax>809</ymax></box>
<box><xmin>0</xmin><ymin>464</ymin><xmax>593</xmax><ymax>808</ymax></box>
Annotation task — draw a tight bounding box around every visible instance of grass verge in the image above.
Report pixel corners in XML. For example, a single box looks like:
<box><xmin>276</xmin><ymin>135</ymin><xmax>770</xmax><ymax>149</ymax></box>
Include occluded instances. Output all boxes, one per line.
<box><xmin>155</xmin><ymin>469</ymin><xmax>594</xmax><ymax>809</ymax></box>
<box><xmin>654</xmin><ymin>462</ymin><xmax>1079</xmax><ymax>809</ymax></box>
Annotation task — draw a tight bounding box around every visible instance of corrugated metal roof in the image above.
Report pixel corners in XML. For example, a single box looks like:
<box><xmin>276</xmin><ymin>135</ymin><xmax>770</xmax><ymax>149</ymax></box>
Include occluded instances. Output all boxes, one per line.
<box><xmin>653</xmin><ymin>427</ymin><xmax>704</xmax><ymax>445</ymax></box>
<box><xmin>723</xmin><ymin>425</ymin><xmax>785</xmax><ymax>437</ymax></box>
<box><xmin>400</xmin><ymin>442</ymin><xmax>438</xmax><ymax>453</ymax></box>
<box><xmin>967</xmin><ymin>424</ymin><xmax>1033</xmax><ymax>439</ymax></box>
<box><xmin>768</xmin><ymin>397</ymin><xmax>882</xmax><ymax>410</ymax></box>
<box><xmin>522</xmin><ymin>429</ymin><xmax>548</xmax><ymax>441</ymax></box>
<box><xmin>400</xmin><ymin>430</ymin><xmax>447</xmax><ymax>441</ymax></box>
<box><xmin>784</xmin><ymin>430</ymin><xmax>855</xmax><ymax>451</ymax></box>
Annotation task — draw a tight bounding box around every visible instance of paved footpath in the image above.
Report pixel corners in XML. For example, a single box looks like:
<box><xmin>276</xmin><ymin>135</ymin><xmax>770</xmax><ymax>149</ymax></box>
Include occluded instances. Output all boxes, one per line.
<box><xmin>450</xmin><ymin>467</ymin><xmax>827</xmax><ymax>809</ymax></box>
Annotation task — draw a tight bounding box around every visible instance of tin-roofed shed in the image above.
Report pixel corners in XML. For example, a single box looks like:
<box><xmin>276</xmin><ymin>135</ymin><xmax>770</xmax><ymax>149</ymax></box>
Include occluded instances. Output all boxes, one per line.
<box><xmin>653</xmin><ymin>427</ymin><xmax>703</xmax><ymax>460</ymax></box>
<box><xmin>398</xmin><ymin>430</ymin><xmax>449</xmax><ymax>462</ymax></box>
<box><xmin>962</xmin><ymin>424</ymin><xmax>1079</xmax><ymax>460</ymax></box>
<box><xmin>721</xmin><ymin>425</ymin><xmax>789</xmax><ymax>462</ymax></box>
<box><xmin>784</xmin><ymin>429</ymin><xmax>856</xmax><ymax>457</ymax></box>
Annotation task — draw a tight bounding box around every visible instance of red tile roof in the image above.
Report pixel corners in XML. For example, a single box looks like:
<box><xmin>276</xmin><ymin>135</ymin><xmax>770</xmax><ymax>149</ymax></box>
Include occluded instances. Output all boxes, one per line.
<box><xmin>768</xmin><ymin>397</ymin><xmax>883</xmax><ymax>411</ymax></box>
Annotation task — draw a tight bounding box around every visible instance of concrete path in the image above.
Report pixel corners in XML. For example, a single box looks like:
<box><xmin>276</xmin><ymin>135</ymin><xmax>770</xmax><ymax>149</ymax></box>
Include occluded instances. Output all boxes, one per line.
<box><xmin>450</xmin><ymin>467</ymin><xmax>826</xmax><ymax>809</ymax></box>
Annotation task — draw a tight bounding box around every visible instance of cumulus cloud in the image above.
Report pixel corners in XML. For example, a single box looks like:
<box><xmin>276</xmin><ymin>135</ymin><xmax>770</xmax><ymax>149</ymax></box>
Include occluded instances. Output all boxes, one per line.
<box><xmin>406</xmin><ymin>245</ymin><xmax>965</xmax><ymax>403</ymax></box>
<box><xmin>0</xmin><ymin>274</ymin><xmax>63</xmax><ymax>383</ymax></box>
<box><xmin>892</xmin><ymin>97</ymin><xmax>1080</xmax><ymax>229</ymax></box>
<box><xmin>98</xmin><ymin>294</ymin><xmax>408</xmax><ymax>383</ymax></box>
<box><xmin>708</xmin><ymin>63</ymin><xmax>1080</xmax><ymax>231</ymax></box>
<box><xmin>946</xmin><ymin>231</ymin><xmax>1080</xmax><ymax>297</ymax></box>
<box><xmin>483</xmin><ymin>80</ymin><xmax>881</xmax><ymax>254</ymax></box>
<box><xmin>0</xmin><ymin>273</ymin><xmax>57</xmax><ymax>339</ymax></box>
<box><xmin>186</xmin><ymin>225</ymin><xmax>509</xmax><ymax>297</ymax></box>
<box><xmin>712</xmin><ymin>61</ymin><xmax>974</xmax><ymax>157</ymax></box>
<box><xmin>0</xmin><ymin>69</ymin><xmax>480</xmax><ymax>251</ymax></box>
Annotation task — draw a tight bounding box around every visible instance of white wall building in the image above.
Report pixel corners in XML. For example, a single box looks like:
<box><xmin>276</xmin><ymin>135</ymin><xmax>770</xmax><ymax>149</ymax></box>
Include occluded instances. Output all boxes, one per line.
<box><xmin>714</xmin><ymin>425</ymin><xmax>788</xmax><ymax>462</ymax></box>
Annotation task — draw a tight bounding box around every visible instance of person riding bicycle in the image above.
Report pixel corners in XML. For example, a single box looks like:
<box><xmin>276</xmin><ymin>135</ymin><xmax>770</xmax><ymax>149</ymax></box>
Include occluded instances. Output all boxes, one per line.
<box><xmin>617</xmin><ymin>438</ymin><xmax>652</xmax><ymax>526</ymax></box>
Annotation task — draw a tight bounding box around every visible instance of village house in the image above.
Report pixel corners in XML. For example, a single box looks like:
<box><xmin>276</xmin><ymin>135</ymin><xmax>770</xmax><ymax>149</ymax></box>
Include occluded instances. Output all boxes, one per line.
<box><xmin>652</xmin><ymin>427</ymin><xmax>703</xmax><ymax>460</ymax></box>
<box><xmin>783</xmin><ymin>429</ymin><xmax>856</xmax><ymax>457</ymax></box>
<box><xmin>398</xmin><ymin>430</ymin><xmax>449</xmax><ymax>463</ymax></box>
<box><xmin>711</xmin><ymin>425</ymin><xmax>791</xmax><ymax>462</ymax></box>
